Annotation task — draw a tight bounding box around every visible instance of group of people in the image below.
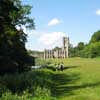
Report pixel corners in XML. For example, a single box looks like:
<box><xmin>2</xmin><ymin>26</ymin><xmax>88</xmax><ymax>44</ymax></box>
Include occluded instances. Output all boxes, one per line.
<box><xmin>56</xmin><ymin>63</ymin><xmax>64</xmax><ymax>71</ymax></box>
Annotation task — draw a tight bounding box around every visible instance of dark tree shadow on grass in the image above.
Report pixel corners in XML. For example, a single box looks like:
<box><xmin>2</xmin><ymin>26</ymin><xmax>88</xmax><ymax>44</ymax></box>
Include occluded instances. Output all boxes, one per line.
<box><xmin>50</xmin><ymin>72</ymin><xmax>80</xmax><ymax>97</ymax></box>
<box><xmin>63</xmin><ymin>65</ymin><xmax>79</xmax><ymax>70</ymax></box>
<box><xmin>50</xmin><ymin>71</ymin><xmax>100</xmax><ymax>97</ymax></box>
<box><xmin>59</xmin><ymin>81</ymin><xmax>100</xmax><ymax>90</ymax></box>
<box><xmin>45</xmin><ymin>65</ymin><xmax>79</xmax><ymax>71</ymax></box>
<box><xmin>44</xmin><ymin>65</ymin><xmax>100</xmax><ymax>97</ymax></box>
<box><xmin>1</xmin><ymin>68</ymin><xmax>100</xmax><ymax>98</ymax></box>
<box><xmin>0</xmin><ymin>69</ymin><xmax>80</xmax><ymax>97</ymax></box>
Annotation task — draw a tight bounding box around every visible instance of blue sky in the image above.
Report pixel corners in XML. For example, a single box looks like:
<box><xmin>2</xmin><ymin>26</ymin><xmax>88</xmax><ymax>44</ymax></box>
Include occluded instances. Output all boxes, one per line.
<box><xmin>22</xmin><ymin>0</ymin><xmax>100</xmax><ymax>51</ymax></box>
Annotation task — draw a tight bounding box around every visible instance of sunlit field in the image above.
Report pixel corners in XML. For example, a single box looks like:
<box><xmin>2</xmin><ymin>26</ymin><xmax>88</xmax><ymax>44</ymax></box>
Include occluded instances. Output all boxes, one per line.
<box><xmin>42</xmin><ymin>57</ymin><xmax>100</xmax><ymax>100</ymax></box>
<box><xmin>0</xmin><ymin>57</ymin><xmax>100</xmax><ymax>100</ymax></box>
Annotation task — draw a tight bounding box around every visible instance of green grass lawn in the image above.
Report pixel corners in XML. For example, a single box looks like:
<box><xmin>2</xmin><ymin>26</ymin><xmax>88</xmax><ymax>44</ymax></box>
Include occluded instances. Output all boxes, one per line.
<box><xmin>45</xmin><ymin>57</ymin><xmax>100</xmax><ymax>100</ymax></box>
<box><xmin>0</xmin><ymin>58</ymin><xmax>100</xmax><ymax>100</ymax></box>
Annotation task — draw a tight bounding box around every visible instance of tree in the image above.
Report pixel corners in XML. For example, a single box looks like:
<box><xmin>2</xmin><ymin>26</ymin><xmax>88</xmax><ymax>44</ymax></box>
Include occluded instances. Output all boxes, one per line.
<box><xmin>68</xmin><ymin>44</ymin><xmax>75</xmax><ymax>57</ymax></box>
<box><xmin>80</xmin><ymin>42</ymin><xmax>100</xmax><ymax>58</ymax></box>
<box><xmin>90</xmin><ymin>30</ymin><xmax>100</xmax><ymax>43</ymax></box>
<box><xmin>0</xmin><ymin>0</ymin><xmax>35</xmax><ymax>74</ymax></box>
<box><xmin>53</xmin><ymin>47</ymin><xmax>61</xmax><ymax>51</ymax></box>
<box><xmin>70</xmin><ymin>42</ymin><xmax>85</xmax><ymax>57</ymax></box>
<box><xmin>77</xmin><ymin>42</ymin><xmax>85</xmax><ymax>50</ymax></box>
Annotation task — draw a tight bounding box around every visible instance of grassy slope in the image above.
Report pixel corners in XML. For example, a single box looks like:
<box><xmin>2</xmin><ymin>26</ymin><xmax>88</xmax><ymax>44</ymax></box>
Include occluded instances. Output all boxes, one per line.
<box><xmin>48</xmin><ymin>58</ymin><xmax>100</xmax><ymax>100</ymax></box>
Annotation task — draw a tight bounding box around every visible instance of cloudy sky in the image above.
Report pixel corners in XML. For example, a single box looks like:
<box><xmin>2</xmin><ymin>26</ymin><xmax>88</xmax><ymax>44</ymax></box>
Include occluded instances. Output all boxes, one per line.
<box><xmin>22</xmin><ymin>0</ymin><xmax>100</xmax><ymax>51</ymax></box>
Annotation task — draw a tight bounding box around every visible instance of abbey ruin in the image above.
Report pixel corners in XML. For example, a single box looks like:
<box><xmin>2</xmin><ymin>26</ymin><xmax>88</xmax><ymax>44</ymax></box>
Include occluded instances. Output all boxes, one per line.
<box><xmin>44</xmin><ymin>37</ymin><xmax>69</xmax><ymax>59</ymax></box>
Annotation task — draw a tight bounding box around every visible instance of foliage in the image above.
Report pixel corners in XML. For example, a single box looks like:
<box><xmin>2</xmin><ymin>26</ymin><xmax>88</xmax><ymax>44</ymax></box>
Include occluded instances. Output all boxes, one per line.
<box><xmin>28</xmin><ymin>50</ymin><xmax>44</xmax><ymax>55</ymax></box>
<box><xmin>90</xmin><ymin>30</ymin><xmax>100</xmax><ymax>43</ymax></box>
<box><xmin>80</xmin><ymin>30</ymin><xmax>100</xmax><ymax>58</ymax></box>
<box><xmin>77</xmin><ymin>42</ymin><xmax>85</xmax><ymax>51</ymax></box>
<box><xmin>0</xmin><ymin>87</ymin><xmax>56</xmax><ymax>100</ymax></box>
<box><xmin>0</xmin><ymin>69</ymin><xmax>58</xmax><ymax>100</ymax></box>
<box><xmin>0</xmin><ymin>0</ymin><xmax>35</xmax><ymax>73</ymax></box>
<box><xmin>69</xmin><ymin>42</ymin><xmax>85</xmax><ymax>57</ymax></box>
<box><xmin>69</xmin><ymin>30</ymin><xmax>100</xmax><ymax>58</ymax></box>
<box><xmin>80</xmin><ymin>42</ymin><xmax>100</xmax><ymax>58</ymax></box>
<box><xmin>53</xmin><ymin>47</ymin><xmax>61</xmax><ymax>51</ymax></box>
<box><xmin>68</xmin><ymin>44</ymin><xmax>75</xmax><ymax>57</ymax></box>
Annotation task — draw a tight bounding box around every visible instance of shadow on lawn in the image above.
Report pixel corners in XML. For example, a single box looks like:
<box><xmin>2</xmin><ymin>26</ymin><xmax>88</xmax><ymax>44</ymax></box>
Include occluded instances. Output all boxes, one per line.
<box><xmin>46</xmin><ymin>65</ymin><xmax>79</xmax><ymax>71</ymax></box>
<box><xmin>50</xmin><ymin>72</ymin><xmax>80</xmax><ymax>97</ymax></box>
<box><xmin>0</xmin><ymin>68</ymin><xmax>80</xmax><ymax>97</ymax></box>
<box><xmin>59</xmin><ymin>82</ymin><xmax>100</xmax><ymax>92</ymax></box>
<box><xmin>50</xmin><ymin>71</ymin><xmax>100</xmax><ymax>97</ymax></box>
<box><xmin>1</xmin><ymin>66</ymin><xmax>100</xmax><ymax>98</ymax></box>
<box><xmin>63</xmin><ymin>65</ymin><xmax>79</xmax><ymax>70</ymax></box>
<box><xmin>44</xmin><ymin>65</ymin><xmax>100</xmax><ymax>97</ymax></box>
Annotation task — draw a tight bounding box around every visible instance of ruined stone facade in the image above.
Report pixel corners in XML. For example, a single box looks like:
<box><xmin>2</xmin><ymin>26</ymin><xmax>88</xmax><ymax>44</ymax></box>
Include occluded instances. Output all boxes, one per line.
<box><xmin>44</xmin><ymin>37</ymin><xmax>69</xmax><ymax>59</ymax></box>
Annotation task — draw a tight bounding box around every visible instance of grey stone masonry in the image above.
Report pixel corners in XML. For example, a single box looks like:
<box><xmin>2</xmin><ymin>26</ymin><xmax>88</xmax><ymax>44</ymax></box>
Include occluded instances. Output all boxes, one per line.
<box><xmin>44</xmin><ymin>36</ymin><xmax>69</xmax><ymax>59</ymax></box>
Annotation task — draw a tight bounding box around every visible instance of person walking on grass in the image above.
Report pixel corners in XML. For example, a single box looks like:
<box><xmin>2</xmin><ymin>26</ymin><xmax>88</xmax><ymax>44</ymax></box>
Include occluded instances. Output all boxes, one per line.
<box><xmin>60</xmin><ymin>63</ymin><xmax>64</xmax><ymax>71</ymax></box>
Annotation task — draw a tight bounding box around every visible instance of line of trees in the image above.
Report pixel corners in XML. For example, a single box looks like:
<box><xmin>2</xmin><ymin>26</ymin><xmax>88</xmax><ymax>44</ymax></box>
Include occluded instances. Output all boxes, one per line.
<box><xmin>69</xmin><ymin>30</ymin><xmax>100</xmax><ymax>58</ymax></box>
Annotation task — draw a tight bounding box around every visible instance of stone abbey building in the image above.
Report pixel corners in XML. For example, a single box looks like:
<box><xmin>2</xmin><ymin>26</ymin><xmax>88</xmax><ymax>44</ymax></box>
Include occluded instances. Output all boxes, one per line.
<box><xmin>44</xmin><ymin>37</ymin><xmax>69</xmax><ymax>59</ymax></box>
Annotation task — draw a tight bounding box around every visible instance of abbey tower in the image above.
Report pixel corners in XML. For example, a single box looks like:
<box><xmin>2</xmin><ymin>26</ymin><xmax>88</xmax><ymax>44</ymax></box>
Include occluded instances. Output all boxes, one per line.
<box><xmin>63</xmin><ymin>37</ymin><xmax>69</xmax><ymax>58</ymax></box>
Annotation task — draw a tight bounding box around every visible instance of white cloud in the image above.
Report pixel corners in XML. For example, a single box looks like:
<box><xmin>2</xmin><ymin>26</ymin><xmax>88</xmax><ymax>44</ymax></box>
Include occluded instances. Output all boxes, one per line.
<box><xmin>38</xmin><ymin>32</ymin><xmax>66</xmax><ymax>49</ymax></box>
<box><xmin>21</xmin><ymin>26</ymin><xmax>67</xmax><ymax>50</ymax></box>
<box><xmin>96</xmin><ymin>9</ymin><xmax>100</xmax><ymax>15</ymax></box>
<box><xmin>48</xmin><ymin>18</ymin><xmax>61</xmax><ymax>26</ymax></box>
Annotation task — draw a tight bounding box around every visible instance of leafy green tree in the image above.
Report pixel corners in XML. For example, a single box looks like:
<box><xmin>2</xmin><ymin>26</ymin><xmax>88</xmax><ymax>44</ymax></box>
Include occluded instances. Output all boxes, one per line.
<box><xmin>80</xmin><ymin>30</ymin><xmax>100</xmax><ymax>58</ymax></box>
<box><xmin>0</xmin><ymin>0</ymin><xmax>35</xmax><ymax>74</ymax></box>
<box><xmin>80</xmin><ymin>42</ymin><xmax>100</xmax><ymax>58</ymax></box>
<box><xmin>90</xmin><ymin>30</ymin><xmax>100</xmax><ymax>43</ymax></box>
<box><xmin>70</xmin><ymin>42</ymin><xmax>85</xmax><ymax>57</ymax></box>
<box><xmin>53</xmin><ymin>47</ymin><xmax>61</xmax><ymax>51</ymax></box>
<box><xmin>77</xmin><ymin>42</ymin><xmax>85</xmax><ymax>50</ymax></box>
<box><xmin>68</xmin><ymin>44</ymin><xmax>75</xmax><ymax>57</ymax></box>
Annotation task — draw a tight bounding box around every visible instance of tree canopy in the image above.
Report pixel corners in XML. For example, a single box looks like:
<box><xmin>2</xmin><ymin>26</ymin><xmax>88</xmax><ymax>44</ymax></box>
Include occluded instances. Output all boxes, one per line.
<box><xmin>77</xmin><ymin>42</ymin><xmax>85</xmax><ymax>50</ymax></box>
<box><xmin>90</xmin><ymin>30</ymin><xmax>100</xmax><ymax>43</ymax></box>
<box><xmin>0</xmin><ymin>0</ymin><xmax>35</xmax><ymax>74</ymax></box>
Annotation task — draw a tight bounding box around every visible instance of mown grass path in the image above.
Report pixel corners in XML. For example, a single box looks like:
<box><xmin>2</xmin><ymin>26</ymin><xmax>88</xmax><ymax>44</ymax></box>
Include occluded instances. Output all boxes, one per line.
<box><xmin>47</xmin><ymin>58</ymin><xmax>100</xmax><ymax>100</ymax></box>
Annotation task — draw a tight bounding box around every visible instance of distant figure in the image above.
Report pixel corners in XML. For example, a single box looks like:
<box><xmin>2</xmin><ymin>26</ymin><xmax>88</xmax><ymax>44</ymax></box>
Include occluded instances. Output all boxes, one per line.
<box><xmin>60</xmin><ymin>63</ymin><xmax>64</xmax><ymax>71</ymax></box>
<box><xmin>56</xmin><ymin>63</ymin><xmax>64</xmax><ymax>71</ymax></box>
<box><xmin>55</xmin><ymin>63</ymin><xmax>60</xmax><ymax>71</ymax></box>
